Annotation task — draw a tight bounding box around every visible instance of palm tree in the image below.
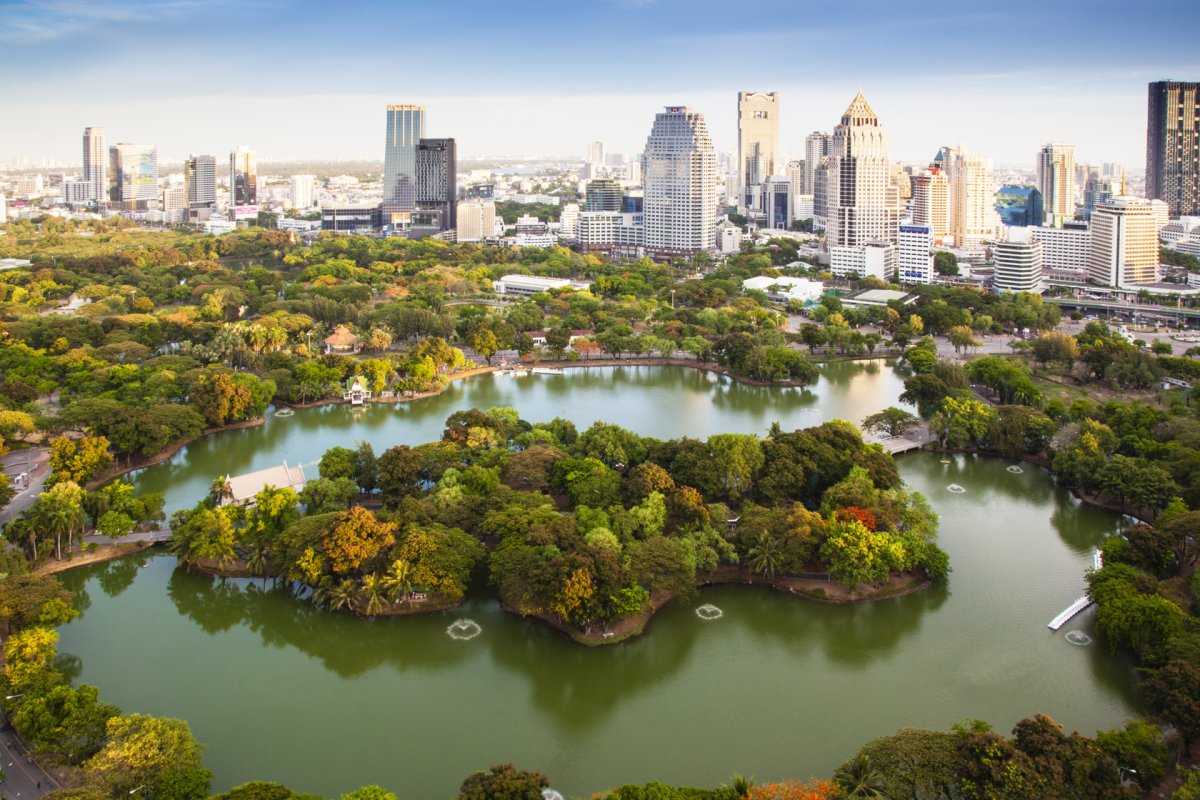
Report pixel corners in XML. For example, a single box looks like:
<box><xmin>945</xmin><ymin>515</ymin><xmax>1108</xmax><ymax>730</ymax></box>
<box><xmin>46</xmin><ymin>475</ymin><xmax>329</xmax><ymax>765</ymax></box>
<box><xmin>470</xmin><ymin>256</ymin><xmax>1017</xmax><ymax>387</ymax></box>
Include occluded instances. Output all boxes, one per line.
<box><xmin>747</xmin><ymin>534</ymin><xmax>782</xmax><ymax>580</ymax></box>
<box><xmin>834</xmin><ymin>753</ymin><xmax>888</xmax><ymax>799</ymax></box>
<box><xmin>244</xmin><ymin>541</ymin><xmax>270</xmax><ymax>577</ymax></box>
<box><xmin>329</xmin><ymin>579</ymin><xmax>357</xmax><ymax>612</ymax></box>
<box><xmin>310</xmin><ymin>577</ymin><xmax>333</xmax><ymax>609</ymax></box>
<box><xmin>360</xmin><ymin>574</ymin><xmax>385</xmax><ymax>616</ymax></box>
<box><xmin>209</xmin><ymin>476</ymin><xmax>233</xmax><ymax>507</ymax></box>
<box><xmin>382</xmin><ymin>558</ymin><xmax>413</xmax><ymax>604</ymax></box>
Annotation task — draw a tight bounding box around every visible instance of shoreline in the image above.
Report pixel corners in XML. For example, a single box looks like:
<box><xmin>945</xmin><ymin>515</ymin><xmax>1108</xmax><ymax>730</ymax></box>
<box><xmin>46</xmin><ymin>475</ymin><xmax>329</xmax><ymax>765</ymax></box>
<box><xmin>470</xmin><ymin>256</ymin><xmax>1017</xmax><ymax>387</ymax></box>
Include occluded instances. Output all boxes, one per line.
<box><xmin>35</xmin><ymin>540</ymin><xmax>157</xmax><ymax>575</ymax></box>
<box><xmin>87</xmin><ymin>416</ymin><xmax>266</xmax><ymax>490</ymax></box>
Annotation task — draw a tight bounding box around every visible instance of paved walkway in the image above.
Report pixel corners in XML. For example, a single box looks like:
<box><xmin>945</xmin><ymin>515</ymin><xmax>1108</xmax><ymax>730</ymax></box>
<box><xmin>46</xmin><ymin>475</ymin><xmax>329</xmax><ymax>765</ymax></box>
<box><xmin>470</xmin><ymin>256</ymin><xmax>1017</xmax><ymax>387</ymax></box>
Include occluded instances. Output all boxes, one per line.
<box><xmin>0</xmin><ymin>449</ymin><xmax>50</xmax><ymax>528</ymax></box>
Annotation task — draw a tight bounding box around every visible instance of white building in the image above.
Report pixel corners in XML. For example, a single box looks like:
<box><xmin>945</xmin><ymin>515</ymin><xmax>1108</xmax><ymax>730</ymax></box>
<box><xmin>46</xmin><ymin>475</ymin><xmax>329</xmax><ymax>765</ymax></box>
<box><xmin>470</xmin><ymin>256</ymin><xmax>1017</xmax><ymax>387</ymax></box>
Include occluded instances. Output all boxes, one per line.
<box><xmin>1088</xmin><ymin>196</ymin><xmax>1159</xmax><ymax>286</ymax></box>
<box><xmin>718</xmin><ymin>221</ymin><xmax>743</xmax><ymax>254</ymax></box>
<box><xmin>558</xmin><ymin>203</ymin><xmax>580</xmax><ymax>240</ymax></box>
<box><xmin>804</xmin><ymin>131</ymin><xmax>831</xmax><ymax>195</ymax></box>
<box><xmin>290</xmin><ymin>175</ymin><xmax>317</xmax><ymax>209</ymax></box>
<box><xmin>224</xmin><ymin>462</ymin><xmax>306</xmax><ymax>507</ymax></box>
<box><xmin>1036</xmin><ymin>143</ymin><xmax>1076</xmax><ymax>226</ymax></box>
<box><xmin>642</xmin><ymin>106</ymin><xmax>718</xmax><ymax>257</ymax></box>
<box><xmin>911</xmin><ymin>167</ymin><xmax>950</xmax><ymax>242</ymax></box>
<box><xmin>993</xmin><ymin>228</ymin><xmax>1044</xmax><ymax>293</ymax></box>
<box><xmin>1150</xmin><ymin>198</ymin><xmax>1170</xmax><ymax>231</ymax></box>
<box><xmin>493</xmin><ymin>274</ymin><xmax>592</xmax><ymax>296</ymax></box>
<box><xmin>742</xmin><ymin>275</ymin><xmax>823</xmax><ymax>304</ymax></box>
<box><xmin>1031</xmin><ymin>223</ymin><xmax>1090</xmax><ymax>273</ymax></box>
<box><xmin>826</xmin><ymin>94</ymin><xmax>899</xmax><ymax>248</ymax></box>
<box><xmin>830</xmin><ymin>241</ymin><xmax>897</xmax><ymax>280</ymax></box>
<box><xmin>456</xmin><ymin>198</ymin><xmax>496</xmax><ymax>242</ymax></box>
<box><xmin>785</xmin><ymin>160</ymin><xmax>804</xmax><ymax>212</ymax></box>
<box><xmin>760</xmin><ymin>176</ymin><xmax>792</xmax><ymax>230</ymax></box>
<box><xmin>575</xmin><ymin>211</ymin><xmax>644</xmax><ymax>255</ymax></box>
<box><xmin>897</xmin><ymin>224</ymin><xmax>934</xmax><ymax>284</ymax></box>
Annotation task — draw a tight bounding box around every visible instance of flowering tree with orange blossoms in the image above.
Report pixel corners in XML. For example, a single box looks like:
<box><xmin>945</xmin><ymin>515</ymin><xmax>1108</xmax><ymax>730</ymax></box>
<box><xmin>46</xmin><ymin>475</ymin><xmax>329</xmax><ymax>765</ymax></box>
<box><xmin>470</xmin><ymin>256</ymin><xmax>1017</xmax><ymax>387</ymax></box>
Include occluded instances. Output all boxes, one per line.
<box><xmin>834</xmin><ymin>505</ymin><xmax>878</xmax><ymax>531</ymax></box>
<box><xmin>745</xmin><ymin>779</ymin><xmax>840</xmax><ymax>800</ymax></box>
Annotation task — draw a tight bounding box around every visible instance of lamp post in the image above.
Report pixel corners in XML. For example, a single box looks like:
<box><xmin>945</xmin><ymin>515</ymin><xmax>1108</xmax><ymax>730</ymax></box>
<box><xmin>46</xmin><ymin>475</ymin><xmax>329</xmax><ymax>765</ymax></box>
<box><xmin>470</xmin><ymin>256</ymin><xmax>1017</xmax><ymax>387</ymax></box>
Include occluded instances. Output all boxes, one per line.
<box><xmin>1117</xmin><ymin>766</ymin><xmax>1137</xmax><ymax>786</ymax></box>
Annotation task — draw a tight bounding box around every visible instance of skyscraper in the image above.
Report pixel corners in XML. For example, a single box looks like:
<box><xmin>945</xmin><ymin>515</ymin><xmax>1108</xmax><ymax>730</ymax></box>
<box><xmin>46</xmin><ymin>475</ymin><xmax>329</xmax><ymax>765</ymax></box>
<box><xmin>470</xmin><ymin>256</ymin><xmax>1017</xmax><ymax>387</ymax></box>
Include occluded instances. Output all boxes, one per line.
<box><xmin>1036</xmin><ymin>143</ymin><xmax>1076</xmax><ymax>225</ymax></box>
<box><xmin>911</xmin><ymin>167</ymin><xmax>949</xmax><ymax>242</ymax></box>
<box><xmin>1146</xmin><ymin>80</ymin><xmax>1200</xmax><ymax>216</ymax></box>
<box><xmin>587</xmin><ymin>141</ymin><xmax>605</xmax><ymax>166</ymax></box>
<box><xmin>185</xmin><ymin>155</ymin><xmax>217</xmax><ymax>209</ymax></box>
<box><xmin>82</xmin><ymin>127</ymin><xmax>105</xmax><ymax>202</ymax></box>
<box><xmin>412</xmin><ymin>138</ymin><xmax>457</xmax><ymax>236</ymax></box>
<box><xmin>825</xmin><ymin>93</ymin><xmax>899</xmax><ymax>248</ymax></box>
<box><xmin>642</xmin><ymin>106</ymin><xmax>718</xmax><ymax>256</ymax></box>
<box><xmin>229</xmin><ymin>146</ymin><xmax>257</xmax><ymax>206</ymax></box>
<box><xmin>993</xmin><ymin>229</ymin><xmax>1044</xmax><ymax>293</ymax></box>
<box><xmin>382</xmin><ymin>104</ymin><xmax>425</xmax><ymax>222</ymax></box>
<box><xmin>108</xmin><ymin>143</ymin><xmax>158</xmax><ymax>204</ymax></box>
<box><xmin>803</xmin><ymin>132</ymin><xmax>832</xmax><ymax>194</ymax></box>
<box><xmin>1088</xmin><ymin>196</ymin><xmax>1159</xmax><ymax>286</ymax></box>
<box><xmin>943</xmin><ymin>146</ymin><xmax>996</xmax><ymax>248</ymax></box>
<box><xmin>737</xmin><ymin>91</ymin><xmax>779</xmax><ymax>213</ymax></box>
<box><xmin>290</xmin><ymin>175</ymin><xmax>317</xmax><ymax>209</ymax></box>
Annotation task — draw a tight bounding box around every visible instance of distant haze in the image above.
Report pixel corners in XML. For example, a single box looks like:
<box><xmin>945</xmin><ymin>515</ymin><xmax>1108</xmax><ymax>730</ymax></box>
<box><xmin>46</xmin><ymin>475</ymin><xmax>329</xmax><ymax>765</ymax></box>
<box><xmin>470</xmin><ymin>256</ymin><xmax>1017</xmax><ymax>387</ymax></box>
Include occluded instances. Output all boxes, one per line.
<box><xmin>1</xmin><ymin>0</ymin><xmax>1196</xmax><ymax>167</ymax></box>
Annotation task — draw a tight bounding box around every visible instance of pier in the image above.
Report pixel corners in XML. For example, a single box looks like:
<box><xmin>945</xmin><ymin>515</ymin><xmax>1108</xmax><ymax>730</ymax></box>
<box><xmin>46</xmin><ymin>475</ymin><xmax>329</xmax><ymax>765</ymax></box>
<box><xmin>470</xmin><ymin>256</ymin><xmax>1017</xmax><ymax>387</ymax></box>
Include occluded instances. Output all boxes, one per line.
<box><xmin>1047</xmin><ymin>550</ymin><xmax>1103</xmax><ymax>630</ymax></box>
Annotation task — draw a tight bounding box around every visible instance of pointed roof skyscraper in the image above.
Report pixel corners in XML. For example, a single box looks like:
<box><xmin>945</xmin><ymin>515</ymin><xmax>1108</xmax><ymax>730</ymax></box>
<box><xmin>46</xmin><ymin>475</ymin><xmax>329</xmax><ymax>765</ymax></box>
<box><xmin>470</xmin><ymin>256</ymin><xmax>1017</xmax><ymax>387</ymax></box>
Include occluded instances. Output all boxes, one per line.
<box><xmin>840</xmin><ymin>92</ymin><xmax>878</xmax><ymax>127</ymax></box>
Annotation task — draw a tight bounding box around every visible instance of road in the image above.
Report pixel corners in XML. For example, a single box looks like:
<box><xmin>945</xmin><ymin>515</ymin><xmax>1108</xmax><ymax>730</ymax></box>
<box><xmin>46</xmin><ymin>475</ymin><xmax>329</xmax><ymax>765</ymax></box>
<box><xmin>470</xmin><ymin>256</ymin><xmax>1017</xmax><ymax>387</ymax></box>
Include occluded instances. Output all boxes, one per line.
<box><xmin>0</xmin><ymin>449</ymin><xmax>50</xmax><ymax>528</ymax></box>
<box><xmin>0</xmin><ymin>713</ymin><xmax>59</xmax><ymax>800</ymax></box>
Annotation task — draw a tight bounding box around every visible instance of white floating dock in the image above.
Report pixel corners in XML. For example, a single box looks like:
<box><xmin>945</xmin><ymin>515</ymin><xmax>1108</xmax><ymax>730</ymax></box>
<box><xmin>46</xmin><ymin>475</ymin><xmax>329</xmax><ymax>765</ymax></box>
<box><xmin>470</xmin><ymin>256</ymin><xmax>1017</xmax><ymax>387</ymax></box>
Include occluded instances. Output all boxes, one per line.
<box><xmin>1048</xmin><ymin>596</ymin><xmax>1093</xmax><ymax>630</ymax></box>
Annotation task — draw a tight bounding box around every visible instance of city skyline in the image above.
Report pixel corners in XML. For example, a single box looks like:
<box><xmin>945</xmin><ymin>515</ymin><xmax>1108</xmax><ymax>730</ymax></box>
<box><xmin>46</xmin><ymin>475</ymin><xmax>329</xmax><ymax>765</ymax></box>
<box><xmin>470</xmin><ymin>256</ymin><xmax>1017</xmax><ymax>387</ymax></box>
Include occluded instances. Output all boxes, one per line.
<box><xmin>1</xmin><ymin>0</ymin><xmax>1197</xmax><ymax>166</ymax></box>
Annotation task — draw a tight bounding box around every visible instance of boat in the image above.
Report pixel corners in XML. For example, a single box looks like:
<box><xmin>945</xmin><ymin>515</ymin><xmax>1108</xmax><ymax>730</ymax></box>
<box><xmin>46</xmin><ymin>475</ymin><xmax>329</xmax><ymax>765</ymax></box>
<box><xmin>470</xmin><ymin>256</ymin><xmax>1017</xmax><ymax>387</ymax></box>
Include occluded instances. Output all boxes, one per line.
<box><xmin>531</xmin><ymin>367</ymin><xmax>565</xmax><ymax>375</ymax></box>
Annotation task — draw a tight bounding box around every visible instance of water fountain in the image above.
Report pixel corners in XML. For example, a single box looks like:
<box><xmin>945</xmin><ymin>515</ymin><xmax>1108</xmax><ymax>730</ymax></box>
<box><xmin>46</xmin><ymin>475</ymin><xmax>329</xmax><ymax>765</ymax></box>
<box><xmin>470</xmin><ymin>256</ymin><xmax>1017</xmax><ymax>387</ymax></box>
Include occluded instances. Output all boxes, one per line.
<box><xmin>947</xmin><ymin>484</ymin><xmax>966</xmax><ymax>493</ymax></box>
<box><xmin>695</xmin><ymin>604</ymin><xmax>724</xmax><ymax>620</ymax></box>
<box><xmin>446</xmin><ymin>619</ymin><xmax>482</xmax><ymax>640</ymax></box>
<box><xmin>1006</xmin><ymin>465</ymin><xmax>1024</xmax><ymax>474</ymax></box>
<box><xmin>1064</xmin><ymin>630</ymin><xmax>1092</xmax><ymax>646</ymax></box>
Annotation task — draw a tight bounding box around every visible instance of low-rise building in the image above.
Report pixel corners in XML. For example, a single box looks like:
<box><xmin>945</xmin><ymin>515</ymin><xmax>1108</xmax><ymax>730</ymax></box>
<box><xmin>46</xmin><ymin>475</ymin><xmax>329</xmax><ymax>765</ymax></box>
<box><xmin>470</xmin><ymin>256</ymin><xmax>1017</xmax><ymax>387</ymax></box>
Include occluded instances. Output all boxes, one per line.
<box><xmin>324</xmin><ymin>325</ymin><xmax>360</xmax><ymax>355</ymax></box>
<box><xmin>898</xmin><ymin>224</ymin><xmax>933</xmax><ymax>285</ymax></box>
<box><xmin>493</xmin><ymin>274</ymin><xmax>592</xmax><ymax>296</ymax></box>
<box><xmin>223</xmin><ymin>462</ymin><xmax>307</xmax><ymax>506</ymax></box>
<box><xmin>741</xmin><ymin>275</ymin><xmax>823</xmax><ymax>305</ymax></box>
<box><xmin>830</xmin><ymin>241</ymin><xmax>897</xmax><ymax>281</ymax></box>
<box><xmin>842</xmin><ymin>288</ymin><xmax>918</xmax><ymax>308</ymax></box>
<box><xmin>1031</xmin><ymin>222</ymin><xmax>1090</xmax><ymax>273</ymax></box>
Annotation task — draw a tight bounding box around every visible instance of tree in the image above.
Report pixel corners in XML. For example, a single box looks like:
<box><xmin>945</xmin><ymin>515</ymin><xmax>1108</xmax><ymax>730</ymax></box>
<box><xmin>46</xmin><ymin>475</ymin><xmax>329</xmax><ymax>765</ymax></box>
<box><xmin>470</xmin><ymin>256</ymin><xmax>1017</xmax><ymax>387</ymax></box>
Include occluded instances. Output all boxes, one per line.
<box><xmin>10</xmin><ymin>682</ymin><xmax>117</xmax><ymax>763</ymax></box>
<box><xmin>318</xmin><ymin>446</ymin><xmax>356</xmax><ymax>481</ymax></box>
<box><xmin>377</xmin><ymin>445</ymin><xmax>422</xmax><ymax>505</ymax></box>
<box><xmin>833</xmin><ymin>753</ymin><xmax>887</xmax><ymax>798</ymax></box>
<box><xmin>340</xmin><ymin>787</ymin><xmax>396</xmax><ymax>800</ymax></box>
<box><xmin>930</xmin><ymin>396</ymin><xmax>994</xmax><ymax>449</ymax></box>
<box><xmin>747</xmin><ymin>534</ymin><xmax>782</xmax><ymax>579</ymax></box>
<box><xmin>471</xmin><ymin>328</ymin><xmax>501</xmax><ymax>364</ymax></box>
<box><xmin>706</xmin><ymin>433</ymin><xmax>764</xmax><ymax>502</ymax></box>
<box><xmin>1095</xmin><ymin>719</ymin><xmax>1169</xmax><ymax>790</ymax></box>
<box><xmin>820</xmin><ymin>519</ymin><xmax>905</xmax><ymax>590</ymax></box>
<box><xmin>457</xmin><ymin>763</ymin><xmax>549</xmax><ymax>800</ymax></box>
<box><xmin>48</xmin><ymin>435</ymin><xmax>113</xmax><ymax>485</ymax></box>
<box><xmin>85</xmin><ymin>714</ymin><xmax>212</xmax><ymax>800</ymax></box>
<box><xmin>933</xmin><ymin>251</ymin><xmax>958</xmax><ymax>276</ymax></box>
<box><xmin>321</xmin><ymin>507</ymin><xmax>397</xmax><ymax>576</ymax></box>
<box><xmin>33</xmin><ymin>481</ymin><xmax>87</xmax><ymax>560</ymax></box>
<box><xmin>0</xmin><ymin>575</ymin><xmax>76</xmax><ymax>632</ymax></box>
<box><xmin>861</xmin><ymin>407</ymin><xmax>919</xmax><ymax>438</ymax></box>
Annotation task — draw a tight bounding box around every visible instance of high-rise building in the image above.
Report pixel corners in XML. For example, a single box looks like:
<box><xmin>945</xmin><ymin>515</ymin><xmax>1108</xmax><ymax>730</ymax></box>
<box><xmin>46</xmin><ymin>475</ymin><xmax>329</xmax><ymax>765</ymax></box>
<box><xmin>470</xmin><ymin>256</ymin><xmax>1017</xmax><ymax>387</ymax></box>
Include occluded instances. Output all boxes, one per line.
<box><xmin>1032</xmin><ymin>223</ymin><xmax>1091</xmax><ymax>275</ymax></box>
<box><xmin>911</xmin><ymin>167</ymin><xmax>950</xmax><ymax>242</ymax></box>
<box><xmin>785</xmin><ymin>160</ymin><xmax>804</xmax><ymax>212</ymax></box>
<box><xmin>587</xmin><ymin>141</ymin><xmax>605</xmax><ymax>166</ymax></box>
<box><xmin>584</xmin><ymin>178</ymin><xmax>623</xmax><ymax>212</ymax></box>
<box><xmin>455</xmin><ymin>198</ymin><xmax>496</xmax><ymax>242</ymax></box>
<box><xmin>993</xmin><ymin>229</ymin><xmax>1044</xmax><ymax>293</ymax></box>
<box><xmin>1083</xmin><ymin>172</ymin><xmax>1115</xmax><ymax>220</ymax></box>
<box><xmin>812</xmin><ymin>158</ymin><xmax>830</xmax><ymax>231</ymax></box>
<box><xmin>290</xmin><ymin>175</ymin><xmax>317</xmax><ymax>209</ymax></box>
<box><xmin>943</xmin><ymin>146</ymin><xmax>996</xmax><ymax>248</ymax></box>
<box><xmin>825</xmin><ymin>93</ymin><xmax>899</xmax><ymax>248</ymax></box>
<box><xmin>1146</xmin><ymin>81</ymin><xmax>1200</xmax><ymax>216</ymax></box>
<box><xmin>108</xmin><ymin>143</ymin><xmax>158</xmax><ymax>204</ymax></box>
<box><xmin>1036</xmin><ymin>143</ymin><xmax>1076</xmax><ymax>226</ymax></box>
<box><xmin>898</xmin><ymin>224</ymin><xmax>934</xmax><ymax>285</ymax></box>
<box><xmin>382</xmin><ymin>104</ymin><xmax>425</xmax><ymax>222</ymax></box>
<box><xmin>412</xmin><ymin>138</ymin><xmax>457</xmax><ymax>235</ymax></box>
<box><xmin>761</xmin><ymin>176</ymin><xmax>792</xmax><ymax>230</ymax></box>
<box><xmin>1088</xmin><ymin>196</ymin><xmax>1159</xmax><ymax>286</ymax></box>
<box><xmin>82</xmin><ymin>127</ymin><xmax>106</xmax><ymax>202</ymax></box>
<box><xmin>995</xmin><ymin>186</ymin><xmax>1044</xmax><ymax>228</ymax></box>
<box><xmin>185</xmin><ymin>155</ymin><xmax>217</xmax><ymax>209</ymax></box>
<box><xmin>737</xmin><ymin>91</ymin><xmax>779</xmax><ymax>213</ymax></box>
<box><xmin>229</xmin><ymin>146</ymin><xmax>257</xmax><ymax>206</ymax></box>
<box><xmin>642</xmin><ymin>106</ymin><xmax>718</xmax><ymax>257</ymax></box>
<box><xmin>804</xmin><ymin>132</ymin><xmax>832</xmax><ymax>195</ymax></box>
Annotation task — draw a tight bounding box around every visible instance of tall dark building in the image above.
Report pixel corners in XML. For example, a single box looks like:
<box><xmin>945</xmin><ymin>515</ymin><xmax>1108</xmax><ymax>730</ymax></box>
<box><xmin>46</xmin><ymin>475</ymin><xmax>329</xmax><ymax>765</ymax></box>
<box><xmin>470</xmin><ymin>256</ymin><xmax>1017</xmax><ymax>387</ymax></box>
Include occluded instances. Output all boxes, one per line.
<box><xmin>382</xmin><ymin>104</ymin><xmax>425</xmax><ymax>224</ymax></box>
<box><xmin>1147</xmin><ymin>80</ymin><xmax>1200</xmax><ymax>216</ymax></box>
<box><xmin>411</xmin><ymin>138</ymin><xmax>456</xmax><ymax>237</ymax></box>
<box><xmin>584</xmin><ymin>178</ymin><xmax>622</xmax><ymax>211</ymax></box>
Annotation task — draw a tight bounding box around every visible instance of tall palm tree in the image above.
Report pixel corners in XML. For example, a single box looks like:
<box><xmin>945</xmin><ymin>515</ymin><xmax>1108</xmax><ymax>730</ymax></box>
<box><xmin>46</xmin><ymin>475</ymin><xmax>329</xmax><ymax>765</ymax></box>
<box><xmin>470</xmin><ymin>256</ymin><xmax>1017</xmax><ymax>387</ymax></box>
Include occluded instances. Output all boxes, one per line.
<box><xmin>329</xmin><ymin>579</ymin><xmax>357</xmax><ymax>613</ymax></box>
<box><xmin>382</xmin><ymin>558</ymin><xmax>413</xmax><ymax>604</ymax></box>
<box><xmin>360</xmin><ymin>574</ymin><xmax>385</xmax><ymax>616</ymax></box>
<box><xmin>747</xmin><ymin>534</ymin><xmax>782</xmax><ymax>580</ymax></box>
<box><xmin>834</xmin><ymin>753</ymin><xmax>888</xmax><ymax>799</ymax></box>
<box><xmin>209</xmin><ymin>476</ymin><xmax>234</xmax><ymax>507</ymax></box>
<box><xmin>244</xmin><ymin>540</ymin><xmax>270</xmax><ymax>577</ymax></box>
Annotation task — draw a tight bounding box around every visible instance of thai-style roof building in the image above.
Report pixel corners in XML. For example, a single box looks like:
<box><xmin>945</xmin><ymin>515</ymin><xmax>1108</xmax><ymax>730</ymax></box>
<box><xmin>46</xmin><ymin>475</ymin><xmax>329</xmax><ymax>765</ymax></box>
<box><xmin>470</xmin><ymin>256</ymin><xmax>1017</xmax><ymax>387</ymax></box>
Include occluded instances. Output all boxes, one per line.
<box><xmin>323</xmin><ymin>325</ymin><xmax>360</xmax><ymax>354</ymax></box>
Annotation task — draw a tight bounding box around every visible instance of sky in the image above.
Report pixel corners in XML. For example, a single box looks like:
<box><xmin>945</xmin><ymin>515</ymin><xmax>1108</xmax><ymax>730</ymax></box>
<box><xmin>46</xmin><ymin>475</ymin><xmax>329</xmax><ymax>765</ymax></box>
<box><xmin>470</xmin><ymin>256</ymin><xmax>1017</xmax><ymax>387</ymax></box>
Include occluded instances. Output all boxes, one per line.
<box><xmin>1</xmin><ymin>0</ymin><xmax>1198</xmax><ymax>169</ymax></box>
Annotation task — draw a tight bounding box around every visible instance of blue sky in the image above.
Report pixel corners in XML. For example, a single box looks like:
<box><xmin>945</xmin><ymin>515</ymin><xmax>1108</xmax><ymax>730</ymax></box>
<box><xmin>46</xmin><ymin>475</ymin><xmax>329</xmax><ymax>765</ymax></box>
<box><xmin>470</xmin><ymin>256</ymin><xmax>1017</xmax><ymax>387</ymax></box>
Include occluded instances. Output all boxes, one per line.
<box><xmin>1</xmin><ymin>0</ymin><xmax>1198</xmax><ymax>167</ymax></box>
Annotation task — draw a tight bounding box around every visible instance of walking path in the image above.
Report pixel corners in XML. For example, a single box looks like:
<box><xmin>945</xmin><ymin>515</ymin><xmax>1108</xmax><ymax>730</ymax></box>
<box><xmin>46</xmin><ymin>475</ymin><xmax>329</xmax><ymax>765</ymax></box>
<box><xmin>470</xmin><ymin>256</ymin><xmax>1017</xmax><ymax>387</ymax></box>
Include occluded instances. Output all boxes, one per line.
<box><xmin>0</xmin><ymin>709</ymin><xmax>60</xmax><ymax>800</ymax></box>
<box><xmin>0</xmin><ymin>449</ymin><xmax>50</xmax><ymax>527</ymax></box>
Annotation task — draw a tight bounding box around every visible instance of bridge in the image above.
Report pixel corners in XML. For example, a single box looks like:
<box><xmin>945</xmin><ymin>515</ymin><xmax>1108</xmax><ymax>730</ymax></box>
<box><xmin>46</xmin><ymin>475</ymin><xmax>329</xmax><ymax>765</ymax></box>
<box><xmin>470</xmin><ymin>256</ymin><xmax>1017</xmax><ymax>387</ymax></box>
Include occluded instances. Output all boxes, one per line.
<box><xmin>863</xmin><ymin>427</ymin><xmax>928</xmax><ymax>454</ymax></box>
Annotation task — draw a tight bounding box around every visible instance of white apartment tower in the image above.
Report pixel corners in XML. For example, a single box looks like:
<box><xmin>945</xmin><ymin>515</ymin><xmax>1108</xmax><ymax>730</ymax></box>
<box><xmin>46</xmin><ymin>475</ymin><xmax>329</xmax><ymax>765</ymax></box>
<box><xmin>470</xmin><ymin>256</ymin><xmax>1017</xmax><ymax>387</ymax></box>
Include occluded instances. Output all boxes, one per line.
<box><xmin>785</xmin><ymin>160</ymin><xmax>804</xmax><ymax>213</ymax></box>
<box><xmin>993</xmin><ymin>228</ymin><xmax>1045</xmax><ymax>293</ymax></box>
<box><xmin>642</xmin><ymin>106</ymin><xmax>718</xmax><ymax>256</ymax></box>
<box><xmin>911</xmin><ymin>167</ymin><xmax>950</xmax><ymax>242</ymax></box>
<box><xmin>898</xmin><ymin>224</ymin><xmax>934</xmax><ymax>284</ymax></box>
<box><xmin>1088</xmin><ymin>196</ymin><xmax>1159</xmax><ymax>286</ymax></box>
<box><xmin>804</xmin><ymin>131</ymin><xmax>832</xmax><ymax>194</ymax></box>
<box><xmin>456</xmin><ymin>198</ymin><xmax>496</xmax><ymax>242</ymax></box>
<box><xmin>1037</xmin><ymin>143</ymin><xmax>1076</xmax><ymax>226</ymax></box>
<box><xmin>944</xmin><ymin>146</ymin><xmax>996</xmax><ymax>248</ymax></box>
<box><xmin>826</xmin><ymin>93</ymin><xmax>900</xmax><ymax>248</ymax></box>
<box><xmin>737</xmin><ymin>91</ymin><xmax>779</xmax><ymax>213</ymax></box>
<box><xmin>587</xmin><ymin>142</ymin><xmax>605</xmax><ymax>167</ymax></box>
<box><xmin>82</xmin><ymin>127</ymin><xmax>106</xmax><ymax>202</ymax></box>
<box><xmin>290</xmin><ymin>175</ymin><xmax>317</xmax><ymax>209</ymax></box>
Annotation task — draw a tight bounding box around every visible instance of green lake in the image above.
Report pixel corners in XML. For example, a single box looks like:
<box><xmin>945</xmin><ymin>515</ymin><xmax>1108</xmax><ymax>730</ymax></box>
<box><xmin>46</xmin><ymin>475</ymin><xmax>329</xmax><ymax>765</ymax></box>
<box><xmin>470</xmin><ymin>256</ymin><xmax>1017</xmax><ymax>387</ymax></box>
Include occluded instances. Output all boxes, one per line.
<box><xmin>57</xmin><ymin>363</ymin><xmax>1139</xmax><ymax>798</ymax></box>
